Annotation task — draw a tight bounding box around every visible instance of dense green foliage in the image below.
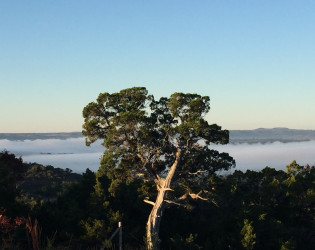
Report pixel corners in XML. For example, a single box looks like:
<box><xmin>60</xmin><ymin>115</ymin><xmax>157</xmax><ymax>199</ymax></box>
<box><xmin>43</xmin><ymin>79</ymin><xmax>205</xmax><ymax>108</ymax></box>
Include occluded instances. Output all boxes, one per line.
<box><xmin>0</xmin><ymin>150</ymin><xmax>314</xmax><ymax>249</ymax></box>
<box><xmin>20</xmin><ymin>164</ymin><xmax>81</xmax><ymax>201</ymax></box>
<box><xmin>82</xmin><ymin>88</ymin><xmax>234</xmax><ymax>184</ymax></box>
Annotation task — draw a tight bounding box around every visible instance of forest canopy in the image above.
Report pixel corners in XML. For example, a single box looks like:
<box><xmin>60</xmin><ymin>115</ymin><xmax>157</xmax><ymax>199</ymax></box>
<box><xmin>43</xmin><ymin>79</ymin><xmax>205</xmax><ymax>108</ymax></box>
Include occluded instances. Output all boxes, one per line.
<box><xmin>0</xmin><ymin>151</ymin><xmax>314</xmax><ymax>249</ymax></box>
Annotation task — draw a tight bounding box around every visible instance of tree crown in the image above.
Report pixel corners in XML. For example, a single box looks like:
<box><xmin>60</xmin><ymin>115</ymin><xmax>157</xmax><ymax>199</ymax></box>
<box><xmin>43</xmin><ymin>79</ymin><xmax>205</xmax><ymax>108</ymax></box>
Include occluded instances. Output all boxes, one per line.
<box><xmin>82</xmin><ymin>87</ymin><xmax>235</xmax><ymax>185</ymax></box>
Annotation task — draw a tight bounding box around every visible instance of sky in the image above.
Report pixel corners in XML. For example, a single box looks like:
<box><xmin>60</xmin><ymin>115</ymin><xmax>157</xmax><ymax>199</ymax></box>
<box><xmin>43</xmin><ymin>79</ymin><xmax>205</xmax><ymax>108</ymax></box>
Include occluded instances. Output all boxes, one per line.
<box><xmin>1</xmin><ymin>0</ymin><xmax>315</xmax><ymax>132</ymax></box>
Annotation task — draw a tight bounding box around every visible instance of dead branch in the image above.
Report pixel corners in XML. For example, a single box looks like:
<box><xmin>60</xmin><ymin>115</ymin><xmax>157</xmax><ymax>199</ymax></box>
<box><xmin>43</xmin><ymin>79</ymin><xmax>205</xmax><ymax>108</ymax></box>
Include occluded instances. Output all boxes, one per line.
<box><xmin>144</xmin><ymin>200</ymin><xmax>155</xmax><ymax>206</ymax></box>
<box><xmin>189</xmin><ymin>193</ymin><xmax>208</xmax><ymax>201</ymax></box>
<box><xmin>164</xmin><ymin>200</ymin><xmax>187</xmax><ymax>208</ymax></box>
<box><xmin>137</xmin><ymin>153</ymin><xmax>161</xmax><ymax>182</ymax></box>
<box><xmin>187</xmin><ymin>170</ymin><xmax>208</xmax><ymax>175</ymax></box>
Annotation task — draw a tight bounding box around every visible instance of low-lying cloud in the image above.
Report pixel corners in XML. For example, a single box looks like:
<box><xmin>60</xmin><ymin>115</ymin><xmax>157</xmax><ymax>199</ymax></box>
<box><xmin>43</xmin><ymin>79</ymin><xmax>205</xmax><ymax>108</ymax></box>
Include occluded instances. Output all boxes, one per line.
<box><xmin>0</xmin><ymin>138</ymin><xmax>104</xmax><ymax>173</ymax></box>
<box><xmin>0</xmin><ymin>138</ymin><xmax>103</xmax><ymax>155</ymax></box>
<box><xmin>212</xmin><ymin>141</ymin><xmax>315</xmax><ymax>172</ymax></box>
<box><xmin>1</xmin><ymin>139</ymin><xmax>314</xmax><ymax>173</ymax></box>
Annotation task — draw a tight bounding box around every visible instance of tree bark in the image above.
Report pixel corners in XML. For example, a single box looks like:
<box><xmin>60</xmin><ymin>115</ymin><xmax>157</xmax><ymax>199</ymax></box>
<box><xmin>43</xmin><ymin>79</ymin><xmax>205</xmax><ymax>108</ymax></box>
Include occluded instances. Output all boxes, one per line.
<box><xmin>146</xmin><ymin>148</ymin><xmax>181</xmax><ymax>250</ymax></box>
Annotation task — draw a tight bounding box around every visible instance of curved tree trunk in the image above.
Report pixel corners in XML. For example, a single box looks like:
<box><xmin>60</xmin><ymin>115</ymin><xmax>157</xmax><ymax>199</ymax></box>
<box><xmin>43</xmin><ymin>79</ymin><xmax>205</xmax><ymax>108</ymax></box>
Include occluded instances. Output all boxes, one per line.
<box><xmin>146</xmin><ymin>148</ymin><xmax>181</xmax><ymax>250</ymax></box>
<box><xmin>146</xmin><ymin>184</ymin><xmax>166</xmax><ymax>250</ymax></box>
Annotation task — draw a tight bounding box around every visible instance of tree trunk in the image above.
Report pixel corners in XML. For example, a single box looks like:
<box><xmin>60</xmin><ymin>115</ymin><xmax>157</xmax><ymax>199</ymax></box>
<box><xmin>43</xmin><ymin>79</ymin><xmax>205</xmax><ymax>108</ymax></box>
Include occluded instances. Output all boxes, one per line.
<box><xmin>146</xmin><ymin>183</ymin><xmax>166</xmax><ymax>250</ymax></box>
<box><xmin>146</xmin><ymin>148</ymin><xmax>181</xmax><ymax>250</ymax></box>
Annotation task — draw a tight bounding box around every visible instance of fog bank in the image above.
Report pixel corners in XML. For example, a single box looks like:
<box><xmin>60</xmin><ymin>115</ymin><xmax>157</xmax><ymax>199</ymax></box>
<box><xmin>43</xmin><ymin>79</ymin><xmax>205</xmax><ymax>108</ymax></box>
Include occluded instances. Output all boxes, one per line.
<box><xmin>0</xmin><ymin>138</ymin><xmax>103</xmax><ymax>172</ymax></box>
<box><xmin>212</xmin><ymin>140</ymin><xmax>315</xmax><ymax>172</ymax></box>
<box><xmin>1</xmin><ymin>139</ymin><xmax>314</xmax><ymax>173</ymax></box>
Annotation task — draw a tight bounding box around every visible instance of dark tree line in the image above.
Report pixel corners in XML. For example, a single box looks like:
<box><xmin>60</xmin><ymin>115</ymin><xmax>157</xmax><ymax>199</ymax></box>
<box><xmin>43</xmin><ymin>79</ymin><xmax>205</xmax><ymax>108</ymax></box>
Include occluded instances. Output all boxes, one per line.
<box><xmin>0</xmin><ymin>151</ymin><xmax>314</xmax><ymax>249</ymax></box>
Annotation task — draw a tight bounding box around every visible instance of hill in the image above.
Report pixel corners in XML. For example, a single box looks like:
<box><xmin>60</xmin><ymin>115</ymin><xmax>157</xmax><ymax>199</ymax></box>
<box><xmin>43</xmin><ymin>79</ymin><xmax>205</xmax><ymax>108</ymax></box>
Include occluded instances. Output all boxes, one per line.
<box><xmin>1</xmin><ymin>128</ymin><xmax>315</xmax><ymax>143</ymax></box>
<box><xmin>0</xmin><ymin>132</ymin><xmax>82</xmax><ymax>141</ymax></box>
<box><xmin>230</xmin><ymin>127</ymin><xmax>315</xmax><ymax>143</ymax></box>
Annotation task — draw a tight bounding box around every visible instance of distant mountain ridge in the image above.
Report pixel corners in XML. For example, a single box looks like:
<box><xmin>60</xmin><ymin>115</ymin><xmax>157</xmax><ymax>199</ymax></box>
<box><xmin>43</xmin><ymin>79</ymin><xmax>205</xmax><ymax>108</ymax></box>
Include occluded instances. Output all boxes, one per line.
<box><xmin>0</xmin><ymin>132</ymin><xmax>83</xmax><ymax>141</ymax></box>
<box><xmin>1</xmin><ymin>128</ymin><xmax>315</xmax><ymax>143</ymax></box>
<box><xmin>230</xmin><ymin>128</ymin><xmax>315</xmax><ymax>143</ymax></box>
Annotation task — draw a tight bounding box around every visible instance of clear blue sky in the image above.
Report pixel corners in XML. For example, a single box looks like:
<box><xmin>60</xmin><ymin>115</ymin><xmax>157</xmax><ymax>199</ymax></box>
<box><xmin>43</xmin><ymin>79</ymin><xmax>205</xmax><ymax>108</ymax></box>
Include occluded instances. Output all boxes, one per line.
<box><xmin>1</xmin><ymin>1</ymin><xmax>315</xmax><ymax>132</ymax></box>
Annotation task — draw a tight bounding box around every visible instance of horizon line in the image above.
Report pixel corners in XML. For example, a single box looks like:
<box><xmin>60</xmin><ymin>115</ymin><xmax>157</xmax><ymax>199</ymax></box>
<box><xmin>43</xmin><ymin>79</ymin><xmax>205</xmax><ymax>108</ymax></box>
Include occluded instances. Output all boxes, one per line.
<box><xmin>2</xmin><ymin>127</ymin><xmax>315</xmax><ymax>134</ymax></box>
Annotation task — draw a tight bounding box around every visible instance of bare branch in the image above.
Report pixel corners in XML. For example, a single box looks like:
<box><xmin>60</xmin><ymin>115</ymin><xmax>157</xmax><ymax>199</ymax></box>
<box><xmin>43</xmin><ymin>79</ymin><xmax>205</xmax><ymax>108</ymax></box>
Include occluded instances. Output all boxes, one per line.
<box><xmin>137</xmin><ymin>153</ymin><xmax>161</xmax><ymax>182</ymax></box>
<box><xmin>164</xmin><ymin>147</ymin><xmax>182</xmax><ymax>186</ymax></box>
<box><xmin>210</xmin><ymin>199</ymin><xmax>219</xmax><ymax>207</ymax></box>
<box><xmin>137</xmin><ymin>153</ymin><xmax>145</xmax><ymax>162</ymax></box>
<box><xmin>189</xmin><ymin>193</ymin><xmax>208</xmax><ymax>201</ymax></box>
<box><xmin>144</xmin><ymin>200</ymin><xmax>155</xmax><ymax>206</ymax></box>
<box><xmin>164</xmin><ymin>200</ymin><xmax>186</xmax><ymax>208</ymax></box>
<box><xmin>176</xmin><ymin>191</ymin><xmax>209</xmax><ymax>202</ymax></box>
<box><xmin>188</xmin><ymin>170</ymin><xmax>208</xmax><ymax>175</ymax></box>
